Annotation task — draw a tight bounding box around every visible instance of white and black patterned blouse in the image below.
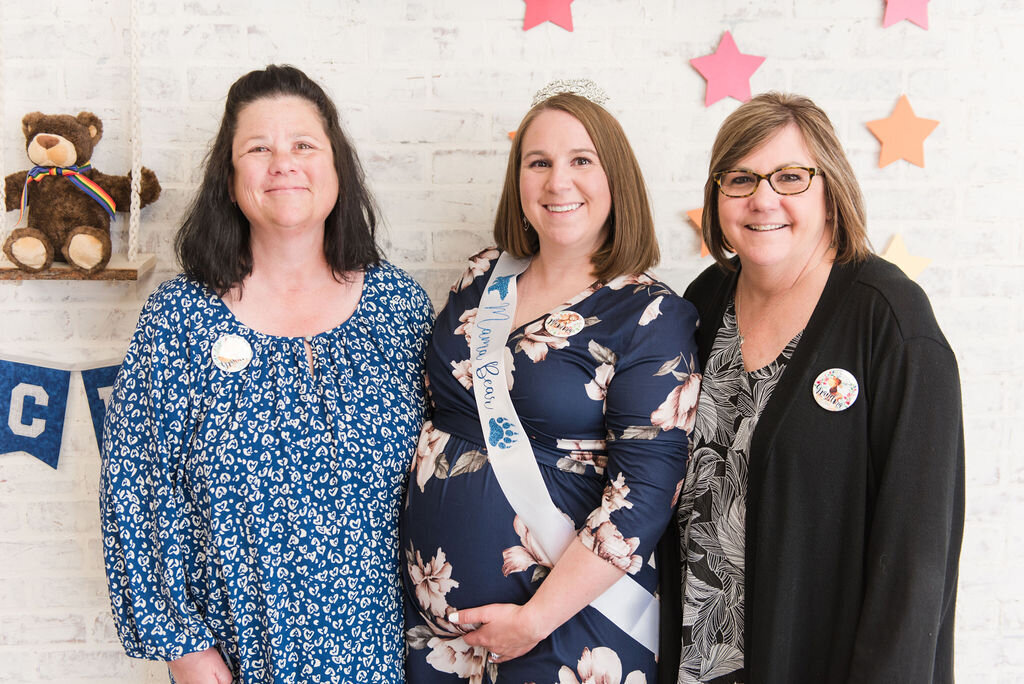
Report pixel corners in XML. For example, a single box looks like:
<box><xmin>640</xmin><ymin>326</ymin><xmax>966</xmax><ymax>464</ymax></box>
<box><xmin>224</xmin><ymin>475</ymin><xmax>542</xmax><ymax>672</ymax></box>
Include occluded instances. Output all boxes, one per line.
<box><xmin>677</xmin><ymin>300</ymin><xmax>801</xmax><ymax>684</ymax></box>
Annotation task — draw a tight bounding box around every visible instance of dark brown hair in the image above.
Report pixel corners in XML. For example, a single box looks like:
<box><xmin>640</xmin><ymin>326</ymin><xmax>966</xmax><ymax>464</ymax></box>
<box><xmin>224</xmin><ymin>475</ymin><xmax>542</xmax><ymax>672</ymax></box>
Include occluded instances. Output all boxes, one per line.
<box><xmin>176</xmin><ymin>64</ymin><xmax>380</xmax><ymax>294</ymax></box>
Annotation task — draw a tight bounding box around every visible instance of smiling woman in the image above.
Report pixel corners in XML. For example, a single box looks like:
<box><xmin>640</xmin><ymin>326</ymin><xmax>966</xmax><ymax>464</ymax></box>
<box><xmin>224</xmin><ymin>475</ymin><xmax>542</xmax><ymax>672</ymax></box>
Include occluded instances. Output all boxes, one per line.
<box><xmin>400</xmin><ymin>84</ymin><xmax>700</xmax><ymax>684</ymax></box>
<box><xmin>229</xmin><ymin>96</ymin><xmax>340</xmax><ymax>239</ymax></box>
<box><xmin>100</xmin><ymin>65</ymin><xmax>433</xmax><ymax>683</ymax></box>
<box><xmin>496</xmin><ymin>92</ymin><xmax>660</xmax><ymax>285</ymax></box>
<box><xmin>666</xmin><ymin>92</ymin><xmax>964</xmax><ymax>684</ymax></box>
<box><xmin>174</xmin><ymin>65</ymin><xmax>381</xmax><ymax>298</ymax></box>
<box><xmin>518</xmin><ymin>108</ymin><xmax>612</xmax><ymax>259</ymax></box>
<box><xmin>713</xmin><ymin>123</ymin><xmax>831</xmax><ymax>301</ymax></box>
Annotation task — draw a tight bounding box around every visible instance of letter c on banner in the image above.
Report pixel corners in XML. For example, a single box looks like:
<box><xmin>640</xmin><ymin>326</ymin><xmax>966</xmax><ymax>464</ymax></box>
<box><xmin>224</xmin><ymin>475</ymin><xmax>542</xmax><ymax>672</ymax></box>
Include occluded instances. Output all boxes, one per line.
<box><xmin>8</xmin><ymin>383</ymin><xmax>48</xmax><ymax>438</ymax></box>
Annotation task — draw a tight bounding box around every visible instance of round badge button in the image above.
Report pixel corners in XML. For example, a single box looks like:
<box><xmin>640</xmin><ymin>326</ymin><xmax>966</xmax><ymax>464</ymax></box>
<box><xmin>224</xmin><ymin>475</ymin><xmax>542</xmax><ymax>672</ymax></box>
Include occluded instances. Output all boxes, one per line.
<box><xmin>212</xmin><ymin>334</ymin><xmax>253</xmax><ymax>373</ymax></box>
<box><xmin>544</xmin><ymin>311</ymin><xmax>585</xmax><ymax>338</ymax></box>
<box><xmin>812</xmin><ymin>368</ymin><xmax>859</xmax><ymax>412</ymax></box>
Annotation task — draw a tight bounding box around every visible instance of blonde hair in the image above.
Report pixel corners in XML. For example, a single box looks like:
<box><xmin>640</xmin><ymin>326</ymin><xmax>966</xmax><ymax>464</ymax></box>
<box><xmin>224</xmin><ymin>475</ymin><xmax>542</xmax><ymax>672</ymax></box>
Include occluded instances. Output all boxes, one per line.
<box><xmin>494</xmin><ymin>93</ymin><xmax>659</xmax><ymax>282</ymax></box>
<box><xmin>703</xmin><ymin>92</ymin><xmax>871</xmax><ymax>269</ymax></box>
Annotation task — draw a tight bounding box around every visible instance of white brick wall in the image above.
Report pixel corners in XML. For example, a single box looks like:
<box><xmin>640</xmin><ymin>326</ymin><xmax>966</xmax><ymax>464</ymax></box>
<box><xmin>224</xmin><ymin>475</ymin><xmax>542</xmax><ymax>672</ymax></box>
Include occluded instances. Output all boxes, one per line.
<box><xmin>1</xmin><ymin>1</ymin><xmax>1020</xmax><ymax>681</ymax></box>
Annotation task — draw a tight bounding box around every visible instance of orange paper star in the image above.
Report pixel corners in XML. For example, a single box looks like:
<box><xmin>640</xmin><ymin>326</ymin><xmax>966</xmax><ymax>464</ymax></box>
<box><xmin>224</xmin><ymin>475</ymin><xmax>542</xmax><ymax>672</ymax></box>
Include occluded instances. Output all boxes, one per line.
<box><xmin>881</xmin><ymin>234</ymin><xmax>930</xmax><ymax>280</ymax></box>
<box><xmin>686</xmin><ymin>208</ymin><xmax>710</xmax><ymax>258</ymax></box>
<box><xmin>866</xmin><ymin>95</ymin><xmax>939</xmax><ymax>168</ymax></box>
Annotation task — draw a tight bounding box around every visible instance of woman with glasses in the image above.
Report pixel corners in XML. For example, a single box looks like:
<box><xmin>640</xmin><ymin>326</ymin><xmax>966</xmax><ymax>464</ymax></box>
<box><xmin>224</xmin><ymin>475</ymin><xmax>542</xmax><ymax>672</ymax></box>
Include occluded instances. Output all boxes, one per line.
<box><xmin>664</xmin><ymin>92</ymin><xmax>964</xmax><ymax>683</ymax></box>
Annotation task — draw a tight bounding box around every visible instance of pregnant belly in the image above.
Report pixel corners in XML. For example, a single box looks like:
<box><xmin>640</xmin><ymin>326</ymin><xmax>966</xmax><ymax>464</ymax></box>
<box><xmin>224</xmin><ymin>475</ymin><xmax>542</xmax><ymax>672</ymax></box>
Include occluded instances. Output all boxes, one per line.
<box><xmin>400</xmin><ymin>452</ymin><xmax>547</xmax><ymax>621</ymax></box>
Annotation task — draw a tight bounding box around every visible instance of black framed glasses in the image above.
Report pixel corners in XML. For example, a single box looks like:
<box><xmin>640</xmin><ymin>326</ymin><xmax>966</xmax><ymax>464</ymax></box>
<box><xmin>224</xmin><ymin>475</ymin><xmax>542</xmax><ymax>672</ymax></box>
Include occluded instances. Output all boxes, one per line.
<box><xmin>713</xmin><ymin>166</ymin><xmax>821</xmax><ymax>198</ymax></box>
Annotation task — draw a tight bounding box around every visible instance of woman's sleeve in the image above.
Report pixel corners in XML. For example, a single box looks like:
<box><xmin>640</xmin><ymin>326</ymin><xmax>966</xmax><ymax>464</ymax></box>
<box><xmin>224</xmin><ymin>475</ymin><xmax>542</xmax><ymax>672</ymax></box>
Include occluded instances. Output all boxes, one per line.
<box><xmin>577</xmin><ymin>294</ymin><xmax>701</xmax><ymax>572</ymax></box>
<box><xmin>847</xmin><ymin>336</ymin><xmax>964</xmax><ymax>682</ymax></box>
<box><xmin>413</xmin><ymin>283</ymin><xmax>435</xmax><ymax>363</ymax></box>
<box><xmin>412</xmin><ymin>283</ymin><xmax>436</xmax><ymax>417</ymax></box>
<box><xmin>99</xmin><ymin>297</ymin><xmax>217</xmax><ymax>660</ymax></box>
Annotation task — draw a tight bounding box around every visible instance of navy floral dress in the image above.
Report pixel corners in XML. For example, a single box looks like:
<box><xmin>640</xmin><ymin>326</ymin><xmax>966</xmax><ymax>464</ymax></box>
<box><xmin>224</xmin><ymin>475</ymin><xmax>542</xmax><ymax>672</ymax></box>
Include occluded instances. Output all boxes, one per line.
<box><xmin>401</xmin><ymin>249</ymin><xmax>700</xmax><ymax>684</ymax></box>
<box><xmin>100</xmin><ymin>262</ymin><xmax>433</xmax><ymax>683</ymax></box>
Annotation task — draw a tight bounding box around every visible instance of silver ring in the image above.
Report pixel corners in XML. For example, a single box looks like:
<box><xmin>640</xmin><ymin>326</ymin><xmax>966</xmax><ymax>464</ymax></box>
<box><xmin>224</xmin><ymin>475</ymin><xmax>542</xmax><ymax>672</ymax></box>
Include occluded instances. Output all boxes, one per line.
<box><xmin>489</xmin><ymin>652</ymin><xmax>501</xmax><ymax>662</ymax></box>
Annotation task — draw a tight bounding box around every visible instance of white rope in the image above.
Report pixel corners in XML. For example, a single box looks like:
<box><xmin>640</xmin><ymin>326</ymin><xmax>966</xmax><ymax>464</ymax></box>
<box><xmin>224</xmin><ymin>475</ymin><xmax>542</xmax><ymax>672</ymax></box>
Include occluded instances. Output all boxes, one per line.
<box><xmin>0</xmin><ymin>0</ymin><xmax>9</xmax><ymax>249</ymax></box>
<box><xmin>128</xmin><ymin>0</ymin><xmax>142</xmax><ymax>261</ymax></box>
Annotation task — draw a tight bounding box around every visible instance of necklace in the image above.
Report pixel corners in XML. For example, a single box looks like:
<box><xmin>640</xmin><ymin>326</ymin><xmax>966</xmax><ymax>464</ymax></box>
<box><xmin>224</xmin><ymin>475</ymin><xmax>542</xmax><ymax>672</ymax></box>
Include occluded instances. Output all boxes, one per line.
<box><xmin>733</xmin><ymin>287</ymin><xmax>746</xmax><ymax>347</ymax></box>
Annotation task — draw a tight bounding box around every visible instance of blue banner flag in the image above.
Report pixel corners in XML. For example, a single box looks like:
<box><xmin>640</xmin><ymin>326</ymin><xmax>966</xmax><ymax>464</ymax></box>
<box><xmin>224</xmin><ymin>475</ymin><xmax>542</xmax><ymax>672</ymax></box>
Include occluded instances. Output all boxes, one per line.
<box><xmin>81</xmin><ymin>364</ymin><xmax>121</xmax><ymax>455</ymax></box>
<box><xmin>0</xmin><ymin>359</ymin><xmax>72</xmax><ymax>469</ymax></box>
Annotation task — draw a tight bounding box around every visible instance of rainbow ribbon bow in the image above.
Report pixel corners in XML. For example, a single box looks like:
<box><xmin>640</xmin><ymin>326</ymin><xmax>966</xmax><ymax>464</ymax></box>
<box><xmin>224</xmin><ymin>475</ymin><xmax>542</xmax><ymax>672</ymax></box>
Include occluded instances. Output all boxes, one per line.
<box><xmin>19</xmin><ymin>163</ymin><xmax>117</xmax><ymax>225</ymax></box>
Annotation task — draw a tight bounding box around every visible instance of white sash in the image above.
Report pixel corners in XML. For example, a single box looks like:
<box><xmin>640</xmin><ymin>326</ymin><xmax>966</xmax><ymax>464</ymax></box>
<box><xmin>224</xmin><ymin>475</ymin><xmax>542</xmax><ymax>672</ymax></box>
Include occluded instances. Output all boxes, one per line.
<box><xmin>469</xmin><ymin>252</ymin><xmax>659</xmax><ymax>656</ymax></box>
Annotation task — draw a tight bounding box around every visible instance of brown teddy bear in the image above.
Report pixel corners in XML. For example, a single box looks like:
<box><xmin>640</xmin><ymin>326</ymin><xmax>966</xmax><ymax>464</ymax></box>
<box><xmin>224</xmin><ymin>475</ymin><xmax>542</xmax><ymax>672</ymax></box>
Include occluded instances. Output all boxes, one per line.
<box><xmin>3</xmin><ymin>111</ymin><xmax>161</xmax><ymax>274</ymax></box>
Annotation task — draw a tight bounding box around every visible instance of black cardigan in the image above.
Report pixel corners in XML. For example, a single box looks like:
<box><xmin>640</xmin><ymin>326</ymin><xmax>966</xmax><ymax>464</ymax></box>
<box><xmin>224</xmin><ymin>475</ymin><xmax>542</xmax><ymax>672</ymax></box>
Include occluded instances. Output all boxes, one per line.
<box><xmin>658</xmin><ymin>255</ymin><xmax>964</xmax><ymax>683</ymax></box>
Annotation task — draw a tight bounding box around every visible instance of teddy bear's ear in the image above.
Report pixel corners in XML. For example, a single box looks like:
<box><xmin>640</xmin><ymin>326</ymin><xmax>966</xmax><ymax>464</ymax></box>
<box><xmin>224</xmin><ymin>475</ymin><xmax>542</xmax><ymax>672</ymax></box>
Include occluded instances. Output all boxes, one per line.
<box><xmin>22</xmin><ymin>112</ymin><xmax>45</xmax><ymax>139</ymax></box>
<box><xmin>76</xmin><ymin>111</ymin><xmax>103</xmax><ymax>144</ymax></box>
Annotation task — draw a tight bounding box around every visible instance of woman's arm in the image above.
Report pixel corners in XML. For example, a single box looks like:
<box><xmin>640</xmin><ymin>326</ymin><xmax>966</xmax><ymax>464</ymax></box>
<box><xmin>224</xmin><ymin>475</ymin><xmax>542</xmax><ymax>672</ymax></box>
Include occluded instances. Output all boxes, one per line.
<box><xmin>846</xmin><ymin>336</ymin><xmax>964</xmax><ymax>683</ymax></box>
<box><xmin>454</xmin><ymin>539</ymin><xmax>624</xmax><ymax>660</ymax></box>
<box><xmin>100</xmin><ymin>287</ymin><xmax>219</xmax><ymax>662</ymax></box>
<box><xmin>456</xmin><ymin>291</ymin><xmax>701</xmax><ymax>661</ymax></box>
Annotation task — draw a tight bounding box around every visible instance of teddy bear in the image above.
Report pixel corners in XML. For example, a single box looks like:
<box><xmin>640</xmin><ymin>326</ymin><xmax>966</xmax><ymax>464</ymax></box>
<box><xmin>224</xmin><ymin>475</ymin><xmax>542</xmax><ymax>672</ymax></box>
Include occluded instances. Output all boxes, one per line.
<box><xmin>3</xmin><ymin>111</ymin><xmax>161</xmax><ymax>274</ymax></box>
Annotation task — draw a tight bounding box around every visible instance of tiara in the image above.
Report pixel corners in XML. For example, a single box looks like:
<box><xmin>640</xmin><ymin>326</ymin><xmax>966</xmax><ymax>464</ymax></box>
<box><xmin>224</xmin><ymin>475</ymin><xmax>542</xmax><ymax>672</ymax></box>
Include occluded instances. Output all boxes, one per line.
<box><xmin>531</xmin><ymin>78</ymin><xmax>610</xmax><ymax>107</ymax></box>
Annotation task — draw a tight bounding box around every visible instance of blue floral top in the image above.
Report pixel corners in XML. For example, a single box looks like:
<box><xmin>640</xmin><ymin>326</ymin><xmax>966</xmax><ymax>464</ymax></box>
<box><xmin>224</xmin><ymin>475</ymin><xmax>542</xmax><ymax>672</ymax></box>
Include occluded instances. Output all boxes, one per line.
<box><xmin>100</xmin><ymin>262</ymin><xmax>433</xmax><ymax>683</ymax></box>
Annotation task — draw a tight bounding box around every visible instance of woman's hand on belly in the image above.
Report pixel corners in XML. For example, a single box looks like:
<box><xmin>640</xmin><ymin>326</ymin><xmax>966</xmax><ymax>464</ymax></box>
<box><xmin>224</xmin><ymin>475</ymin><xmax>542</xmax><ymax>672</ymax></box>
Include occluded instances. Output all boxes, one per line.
<box><xmin>450</xmin><ymin>539</ymin><xmax>626</xmax><ymax>663</ymax></box>
<box><xmin>450</xmin><ymin>602</ymin><xmax>546</xmax><ymax>663</ymax></box>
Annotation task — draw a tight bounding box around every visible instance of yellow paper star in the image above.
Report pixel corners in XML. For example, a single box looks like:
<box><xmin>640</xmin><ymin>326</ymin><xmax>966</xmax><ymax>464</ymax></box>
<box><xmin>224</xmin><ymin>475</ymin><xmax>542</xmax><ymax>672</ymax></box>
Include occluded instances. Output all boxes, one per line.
<box><xmin>881</xmin><ymin>234</ymin><xmax>930</xmax><ymax>280</ymax></box>
<box><xmin>686</xmin><ymin>207</ymin><xmax>710</xmax><ymax>258</ymax></box>
<box><xmin>866</xmin><ymin>95</ymin><xmax>939</xmax><ymax>168</ymax></box>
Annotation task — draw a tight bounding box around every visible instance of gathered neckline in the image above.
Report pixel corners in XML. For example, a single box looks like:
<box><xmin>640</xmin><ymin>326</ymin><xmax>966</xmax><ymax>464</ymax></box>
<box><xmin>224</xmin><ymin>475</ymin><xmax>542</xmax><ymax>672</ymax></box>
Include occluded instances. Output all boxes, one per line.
<box><xmin>194</xmin><ymin>265</ymin><xmax>377</xmax><ymax>342</ymax></box>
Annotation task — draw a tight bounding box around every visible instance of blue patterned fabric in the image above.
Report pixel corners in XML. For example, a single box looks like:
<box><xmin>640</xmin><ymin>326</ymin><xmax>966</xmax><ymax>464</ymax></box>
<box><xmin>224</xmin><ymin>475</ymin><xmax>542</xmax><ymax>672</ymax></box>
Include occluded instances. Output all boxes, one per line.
<box><xmin>100</xmin><ymin>262</ymin><xmax>433</xmax><ymax>683</ymax></box>
<box><xmin>401</xmin><ymin>250</ymin><xmax>700</xmax><ymax>683</ymax></box>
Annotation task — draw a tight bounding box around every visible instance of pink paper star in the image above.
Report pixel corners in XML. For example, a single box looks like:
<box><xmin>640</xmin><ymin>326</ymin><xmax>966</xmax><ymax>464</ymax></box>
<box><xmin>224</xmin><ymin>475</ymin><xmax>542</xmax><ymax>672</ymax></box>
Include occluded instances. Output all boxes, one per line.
<box><xmin>690</xmin><ymin>32</ymin><xmax>766</xmax><ymax>107</ymax></box>
<box><xmin>523</xmin><ymin>0</ymin><xmax>574</xmax><ymax>31</ymax></box>
<box><xmin>883</xmin><ymin>0</ymin><xmax>930</xmax><ymax>29</ymax></box>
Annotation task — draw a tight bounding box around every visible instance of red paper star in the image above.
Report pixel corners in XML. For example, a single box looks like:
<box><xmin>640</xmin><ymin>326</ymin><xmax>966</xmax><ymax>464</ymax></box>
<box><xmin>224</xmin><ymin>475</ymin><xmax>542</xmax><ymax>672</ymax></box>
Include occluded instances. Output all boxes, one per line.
<box><xmin>690</xmin><ymin>31</ymin><xmax>765</xmax><ymax>107</ymax></box>
<box><xmin>523</xmin><ymin>0</ymin><xmax>574</xmax><ymax>31</ymax></box>
<box><xmin>883</xmin><ymin>0</ymin><xmax>930</xmax><ymax>29</ymax></box>
<box><xmin>866</xmin><ymin>95</ymin><xmax>939</xmax><ymax>168</ymax></box>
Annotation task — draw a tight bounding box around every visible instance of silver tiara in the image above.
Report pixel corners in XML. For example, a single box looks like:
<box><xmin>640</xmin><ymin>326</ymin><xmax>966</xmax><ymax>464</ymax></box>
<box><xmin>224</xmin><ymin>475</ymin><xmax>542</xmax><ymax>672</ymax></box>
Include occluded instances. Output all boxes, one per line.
<box><xmin>531</xmin><ymin>78</ymin><xmax>610</xmax><ymax>107</ymax></box>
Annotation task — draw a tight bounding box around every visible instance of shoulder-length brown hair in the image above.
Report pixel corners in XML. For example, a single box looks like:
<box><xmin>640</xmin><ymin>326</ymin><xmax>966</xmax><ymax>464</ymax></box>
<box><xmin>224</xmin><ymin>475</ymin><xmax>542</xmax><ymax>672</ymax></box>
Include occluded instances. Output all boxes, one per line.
<box><xmin>703</xmin><ymin>91</ymin><xmax>871</xmax><ymax>270</ymax></box>
<box><xmin>494</xmin><ymin>93</ymin><xmax>658</xmax><ymax>282</ymax></box>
